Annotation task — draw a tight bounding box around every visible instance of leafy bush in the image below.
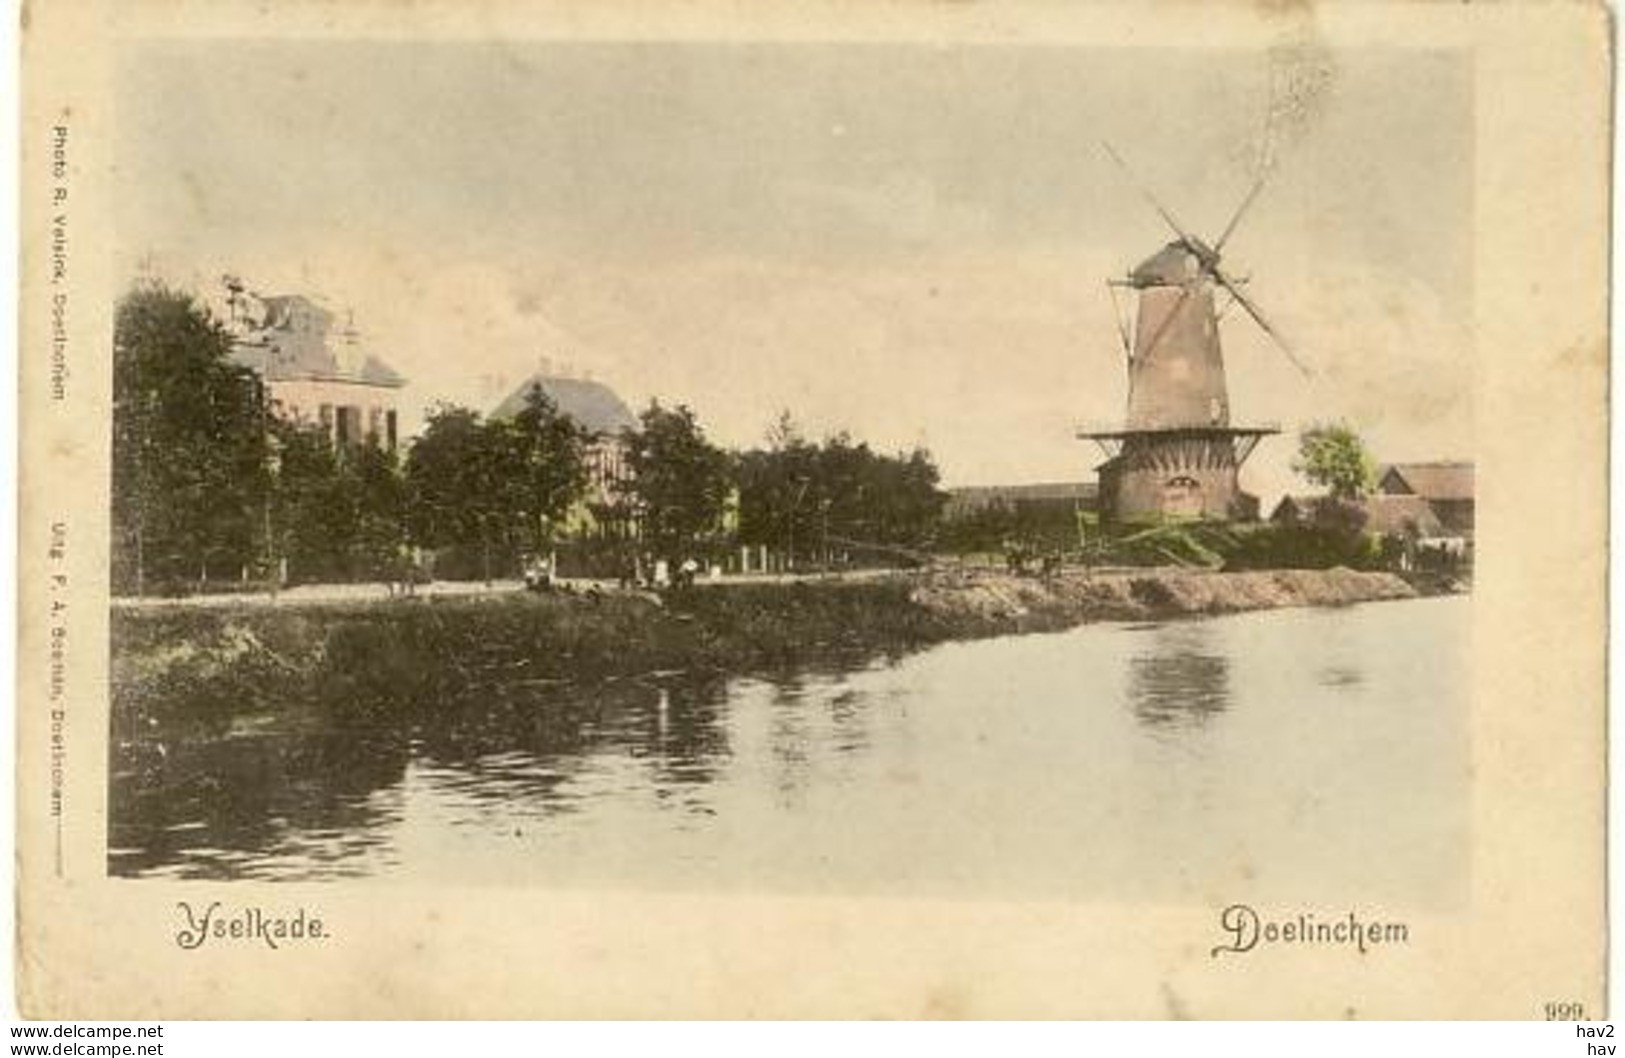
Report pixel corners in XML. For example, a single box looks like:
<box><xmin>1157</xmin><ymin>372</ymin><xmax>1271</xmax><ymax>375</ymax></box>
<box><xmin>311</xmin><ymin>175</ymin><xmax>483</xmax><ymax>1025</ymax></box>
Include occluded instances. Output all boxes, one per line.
<box><xmin>1220</xmin><ymin>524</ymin><xmax>1382</xmax><ymax>571</ymax></box>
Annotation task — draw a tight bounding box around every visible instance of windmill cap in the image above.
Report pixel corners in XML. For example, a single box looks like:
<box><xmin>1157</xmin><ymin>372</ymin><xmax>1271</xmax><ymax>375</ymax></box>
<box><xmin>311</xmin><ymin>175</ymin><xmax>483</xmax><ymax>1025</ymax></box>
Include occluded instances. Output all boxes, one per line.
<box><xmin>1130</xmin><ymin>242</ymin><xmax>1207</xmax><ymax>286</ymax></box>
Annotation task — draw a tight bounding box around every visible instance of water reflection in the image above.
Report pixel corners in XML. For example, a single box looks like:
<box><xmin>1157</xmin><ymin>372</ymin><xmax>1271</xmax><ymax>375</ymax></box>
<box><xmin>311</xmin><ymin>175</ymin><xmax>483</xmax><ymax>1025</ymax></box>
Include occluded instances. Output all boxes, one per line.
<box><xmin>1317</xmin><ymin>666</ymin><xmax>1363</xmax><ymax>688</ymax></box>
<box><xmin>1125</xmin><ymin>624</ymin><xmax>1231</xmax><ymax>730</ymax></box>
<box><xmin>734</xmin><ymin>671</ymin><xmax>880</xmax><ymax>809</ymax></box>
<box><xmin>110</xmin><ymin>671</ymin><xmax>735</xmax><ymax>879</ymax></box>
<box><xmin>109</xmin><ymin>731</ymin><xmax>408</xmax><ymax>879</ymax></box>
<box><xmin>409</xmin><ymin>674</ymin><xmax>732</xmax><ymax>792</ymax></box>
<box><xmin>110</xmin><ymin>599</ymin><xmax>1468</xmax><ymax>904</ymax></box>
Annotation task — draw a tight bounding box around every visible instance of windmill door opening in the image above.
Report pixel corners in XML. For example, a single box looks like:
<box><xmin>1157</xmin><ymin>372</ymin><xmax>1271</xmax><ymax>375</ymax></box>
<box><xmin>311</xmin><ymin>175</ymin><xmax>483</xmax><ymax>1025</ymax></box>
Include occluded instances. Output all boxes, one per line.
<box><xmin>1162</xmin><ymin>476</ymin><xmax>1204</xmax><ymax>519</ymax></box>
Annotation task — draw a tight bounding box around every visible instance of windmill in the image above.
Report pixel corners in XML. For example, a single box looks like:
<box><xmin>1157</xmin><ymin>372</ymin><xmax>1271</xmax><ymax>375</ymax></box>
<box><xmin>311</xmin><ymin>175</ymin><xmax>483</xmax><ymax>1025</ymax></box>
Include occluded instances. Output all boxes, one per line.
<box><xmin>1080</xmin><ymin>143</ymin><xmax>1308</xmax><ymax>523</ymax></box>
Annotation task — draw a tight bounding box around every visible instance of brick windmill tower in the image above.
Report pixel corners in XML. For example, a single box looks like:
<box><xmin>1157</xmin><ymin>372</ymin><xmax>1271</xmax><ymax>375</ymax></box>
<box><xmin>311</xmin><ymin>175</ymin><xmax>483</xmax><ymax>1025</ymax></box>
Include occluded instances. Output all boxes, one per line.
<box><xmin>1081</xmin><ymin>145</ymin><xmax>1308</xmax><ymax>523</ymax></box>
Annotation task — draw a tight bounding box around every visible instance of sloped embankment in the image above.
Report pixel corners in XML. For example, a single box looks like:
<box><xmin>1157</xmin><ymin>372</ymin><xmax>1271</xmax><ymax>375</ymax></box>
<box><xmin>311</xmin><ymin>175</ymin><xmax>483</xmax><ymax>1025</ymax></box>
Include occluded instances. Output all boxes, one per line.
<box><xmin>906</xmin><ymin>567</ymin><xmax>1417</xmax><ymax>628</ymax></box>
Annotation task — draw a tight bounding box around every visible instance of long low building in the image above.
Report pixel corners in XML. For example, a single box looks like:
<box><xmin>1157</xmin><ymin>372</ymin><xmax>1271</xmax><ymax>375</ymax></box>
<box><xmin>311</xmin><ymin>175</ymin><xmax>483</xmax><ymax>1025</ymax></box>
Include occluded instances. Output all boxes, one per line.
<box><xmin>944</xmin><ymin>481</ymin><xmax>1099</xmax><ymax>520</ymax></box>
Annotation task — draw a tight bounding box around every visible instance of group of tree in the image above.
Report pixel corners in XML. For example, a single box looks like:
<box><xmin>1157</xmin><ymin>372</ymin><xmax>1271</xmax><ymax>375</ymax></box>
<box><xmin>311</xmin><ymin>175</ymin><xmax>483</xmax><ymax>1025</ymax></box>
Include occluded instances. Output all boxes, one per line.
<box><xmin>734</xmin><ymin>414</ymin><xmax>947</xmax><ymax>567</ymax></box>
<box><xmin>404</xmin><ymin>395</ymin><xmax>741</xmax><ymax>580</ymax></box>
<box><xmin>271</xmin><ymin>422</ymin><xmax>408</xmax><ymax>585</ymax></box>
<box><xmin>111</xmin><ymin>284</ymin><xmax>948</xmax><ymax>593</ymax></box>
<box><xmin>621</xmin><ymin>403</ymin><xmax>734</xmax><ymax>564</ymax></box>
<box><xmin>405</xmin><ymin>389</ymin><xmax>590</xmax><ymax>581</ymax></box>
<box><xmin>1224</xmin><ymin>420</ymin><xmax>1386</xmax><ymax>571</ymax></box>
<box><xmin>112</xmin><ymin>285</ymin><xmax>597</xmax><ymax>591</ymax></box>
<box><xmin>112</xmin><ymin>285</ymin><xmax>273</xmax><ymax>592</ymax></box>
<box><xmin>114</xmin><ymin>285</ymin><xmax>441</xmax><ymax>592</ymax></box>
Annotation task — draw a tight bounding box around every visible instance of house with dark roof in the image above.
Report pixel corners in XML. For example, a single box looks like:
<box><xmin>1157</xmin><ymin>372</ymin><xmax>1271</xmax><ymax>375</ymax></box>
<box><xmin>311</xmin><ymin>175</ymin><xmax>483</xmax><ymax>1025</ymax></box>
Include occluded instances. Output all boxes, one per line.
<box><xmin>1375</xmin><ymin>462</ymin><xmax>1474</xmax><ymax>537</ymax></box>
<box><xmin>222</xmin><ymin>280</ymin><xmax>407</xmax><ymax>450</ymax></box>
<box><xmin>490</xmin><ymin>375</ymin><xmax>638</xmax><ymax>436</ymax></box>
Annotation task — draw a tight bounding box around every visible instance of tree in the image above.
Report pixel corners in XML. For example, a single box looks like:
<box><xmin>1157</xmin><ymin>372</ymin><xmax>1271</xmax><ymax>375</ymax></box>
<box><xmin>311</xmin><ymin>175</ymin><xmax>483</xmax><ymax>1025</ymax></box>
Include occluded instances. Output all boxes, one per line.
<box><xmin>620</xmin><ymin>402</ymin><xmax>733</xmax><ymax>562</ymax></box>
<box><xmin>1288</xmin><ymin>420</ymin><xmax>1376</xmax><ymax>556</ymax></box>
<box><xmin>736</xmin><ymin>413</ymin><xmax>946</xmax><ymax>567</ymax></box>
<box><xmin>405</xmin><ymin>404</ymin><xmax>508</xmax><ymax>581</ymax></box>
<box><xmin>1293</xmin><ymin>421</ymin><xmax>1375</xmax><ymax>501</ymax></box>
<box><xmin>404</xmin><ymin>393</ymin><xmax>589</xmax><ymax>581</ymax></box>
<box><xmin>270</xmin><ymin>421</ymin><xmax>349</xmax><ymax>583</ymax></box>
<box><xmin>736</xmin><ymin>413</ymin><xmax>820</xmax><ymax>564</ymax></box>
<box><xmin>271</xmin><ymin>424</ymin><xmax>407</xmax><ymax>584</ymax></box>
<box><xmin>112</xmin><ymin>284</ymin><xmax>271</xmax><ymax>593</ymax></box>
<box><xmin>859</xmin><ymin>445</ymin><xmax>946</xmax><ymax>548</ymax></box>
<box><xmin>493</xmin><ymin>384</ymin><xmax>589</xmax><ymax>553</ymax></box>
<box><xmin>348</xmin><ymin>440</ymin><xmax>410</xmax><ymax>580</ymax></box>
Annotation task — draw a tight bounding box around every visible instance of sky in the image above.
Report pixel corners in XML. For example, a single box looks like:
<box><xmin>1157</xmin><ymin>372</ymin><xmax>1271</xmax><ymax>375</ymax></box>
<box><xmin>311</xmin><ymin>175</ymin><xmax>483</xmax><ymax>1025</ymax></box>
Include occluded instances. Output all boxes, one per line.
<box><xmin>114</xmin><ymin>39</ymin><xmax>1474</xmax><ymax>498</ymax></box>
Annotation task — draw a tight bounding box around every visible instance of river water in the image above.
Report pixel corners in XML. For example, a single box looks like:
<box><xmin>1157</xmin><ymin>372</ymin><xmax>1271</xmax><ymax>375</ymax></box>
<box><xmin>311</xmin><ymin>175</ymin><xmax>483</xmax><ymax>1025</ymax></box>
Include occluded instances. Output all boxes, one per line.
<box><xmin>111</xmin><ymin>596</ymin><xmax>1469</xmax><ymax>906</ymax></box>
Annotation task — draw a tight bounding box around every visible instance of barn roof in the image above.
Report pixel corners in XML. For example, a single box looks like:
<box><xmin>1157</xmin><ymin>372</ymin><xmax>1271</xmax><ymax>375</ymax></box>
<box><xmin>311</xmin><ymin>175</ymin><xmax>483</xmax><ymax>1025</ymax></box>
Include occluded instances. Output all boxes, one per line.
<box><xmin>1269</xmin><ymin>493</ymin><xmax>1445</xmax><ymax>536</ymax></box>
<box><xmin>1378</xmin><ymin>462</ymin><xmax>1475</xmax><ymax>502</ymax></box>
<box><xmin>1360</xmin><ymin>495</ymin><xmax>1445</xmax><ymax>536</ymax></box>
<box><xmin>1268</xmin><ymin>495</ymin><xmax>1318</xmax><ymax>522</ymax></box>
<box><xmin>491</xmin><ymin>374</ymin><xmax>638</xmax><ymax>436</ymax></box>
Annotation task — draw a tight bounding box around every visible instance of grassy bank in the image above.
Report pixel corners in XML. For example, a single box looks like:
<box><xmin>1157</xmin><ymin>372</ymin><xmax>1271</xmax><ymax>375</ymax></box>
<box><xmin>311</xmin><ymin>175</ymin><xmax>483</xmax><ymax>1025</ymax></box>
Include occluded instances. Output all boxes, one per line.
<box><xmin>112</xmin><ymin>581</ymin><xmax>951</xmax><ymax>731</ymax></box>
<box><xmin>111</xmin><ymin>567</ymin><xmax>1425</xmax><ymax>727</ymax></box>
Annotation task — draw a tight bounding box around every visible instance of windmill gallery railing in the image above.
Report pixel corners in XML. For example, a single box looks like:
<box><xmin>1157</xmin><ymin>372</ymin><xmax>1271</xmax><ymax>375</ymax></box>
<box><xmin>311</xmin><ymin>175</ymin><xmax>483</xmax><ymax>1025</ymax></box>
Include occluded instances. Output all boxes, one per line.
<box><xmin>1075</xmin><ymin>422</ymin><xmax>1282</xmax><ymax>463</ymax></box>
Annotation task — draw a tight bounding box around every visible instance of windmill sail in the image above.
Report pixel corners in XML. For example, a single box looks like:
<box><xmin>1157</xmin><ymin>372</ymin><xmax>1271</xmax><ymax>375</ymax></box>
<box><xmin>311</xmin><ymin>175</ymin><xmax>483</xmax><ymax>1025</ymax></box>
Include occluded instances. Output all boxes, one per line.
<box><xmin>1101</xmin><ymin>141</ymin><xmax>1308</xmax><ymax>378</ymax></box>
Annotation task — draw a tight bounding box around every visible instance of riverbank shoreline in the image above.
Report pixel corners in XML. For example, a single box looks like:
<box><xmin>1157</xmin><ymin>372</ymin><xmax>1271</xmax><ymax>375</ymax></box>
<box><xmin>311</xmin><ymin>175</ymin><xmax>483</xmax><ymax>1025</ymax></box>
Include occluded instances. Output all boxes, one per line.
<box><xmin>905</xmin><ymin>566</ymin><xmax>1429</xmax><ymax>628</ymax></box>
<box><xmin>111</xmin><ymin>566</ymin><xmax>1450</xmax><ymax>727</ymax></box>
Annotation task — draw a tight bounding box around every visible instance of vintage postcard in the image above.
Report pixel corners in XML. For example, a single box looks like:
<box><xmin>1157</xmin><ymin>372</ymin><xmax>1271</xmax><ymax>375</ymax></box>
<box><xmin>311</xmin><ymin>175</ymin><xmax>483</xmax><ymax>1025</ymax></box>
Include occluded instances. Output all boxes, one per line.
<box><xmin>16</xmin><ymin>0</ymin><xmax>1609</xmax><ymax>1019</ymax></box>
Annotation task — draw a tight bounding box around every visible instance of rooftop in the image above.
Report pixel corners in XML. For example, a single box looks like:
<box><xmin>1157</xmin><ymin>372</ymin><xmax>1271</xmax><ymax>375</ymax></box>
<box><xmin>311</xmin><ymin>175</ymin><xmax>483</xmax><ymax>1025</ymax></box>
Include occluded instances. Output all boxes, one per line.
<box><xmin>1129</xmin><ymin>242</ymin><xmax>1203</xmax><ymax>287</ymax></box>
<box><xmin>1361</xmin><ymin>494</ymin><xmax>1447</xmax><ymax>536</ymax></box>
<box><xmin>1377</xmin><ymin>462</ymin><xmax>1475</xmax><ymax>502</ymax></box>
<box><xmin>945</xmin><ymin>481</ymin><xmax>1098</xmax><ymax>516</ymax></box>
<box><xmin>490</xmin><ymin>374</ymin><xmax>638</xmax><ymax>436</ymax></box>
<box><xmin>1270</xmin><ymin>493</ymin><xmax>1447</xmax><ymax>537</ymax></box>
<box><xmin>226</xmin><ymin>293</ymin><xmax>406</xmax><ymax>388</ymax></box>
